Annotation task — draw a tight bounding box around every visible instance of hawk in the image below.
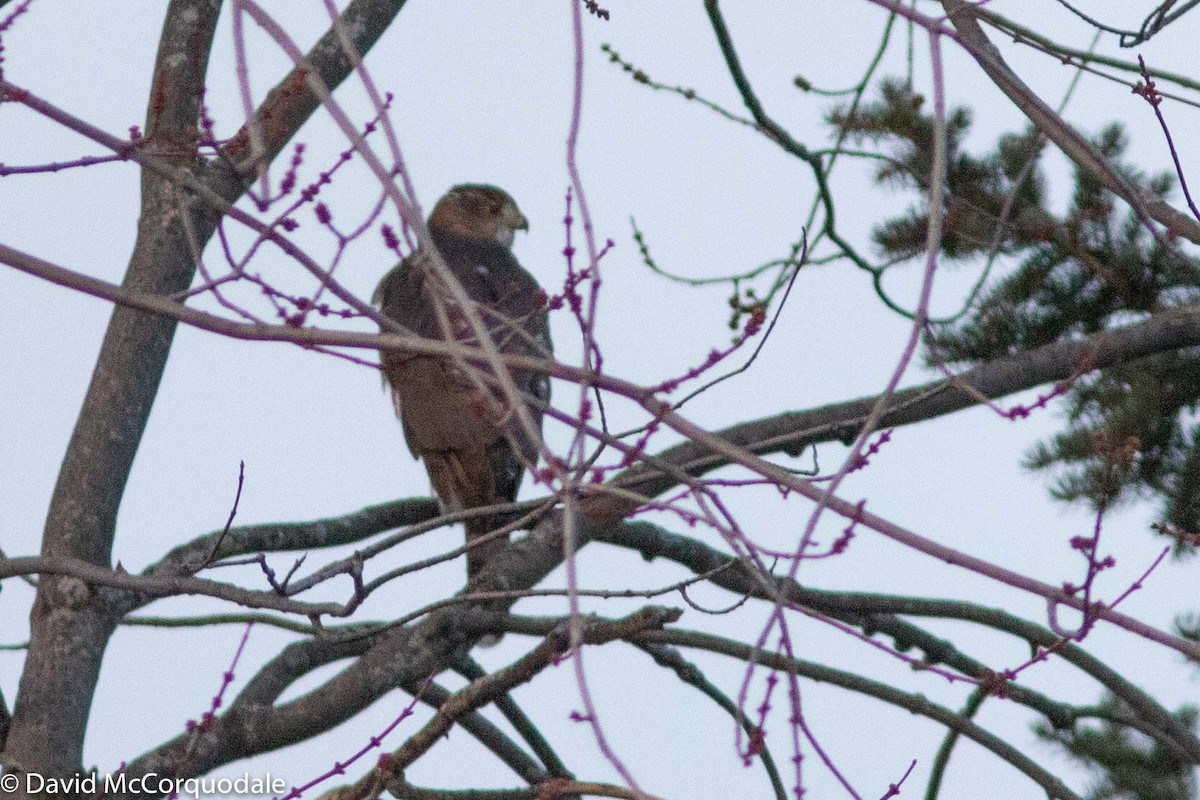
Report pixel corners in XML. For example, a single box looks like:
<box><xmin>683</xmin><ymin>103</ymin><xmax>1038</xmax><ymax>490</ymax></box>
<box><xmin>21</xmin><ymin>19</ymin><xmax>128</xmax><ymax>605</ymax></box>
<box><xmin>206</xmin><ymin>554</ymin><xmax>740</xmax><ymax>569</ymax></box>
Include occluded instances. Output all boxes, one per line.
<box><xmin>374</xmin><ymin>184</ymin><xmax>552</xmax><ymax>580</ymax></box>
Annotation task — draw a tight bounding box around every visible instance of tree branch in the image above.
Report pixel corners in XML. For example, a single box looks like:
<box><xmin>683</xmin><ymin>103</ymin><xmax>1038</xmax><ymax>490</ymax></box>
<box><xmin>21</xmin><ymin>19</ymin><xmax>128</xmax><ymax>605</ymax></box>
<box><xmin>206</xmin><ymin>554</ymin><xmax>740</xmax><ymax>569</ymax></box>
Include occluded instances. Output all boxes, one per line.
<box><xmin>632</xmin><ymin>642</ymin><xmax>786</xmax><ymax>800</ymax></box>
<box><xmin>402</xmin><ymin>678</ymin><xmax>551</xmax><ymax>785</ymax></box>
<box><xmin>454</xmin><ymin>657</ymin><xmax>574</xmax><ymax>780</ymax></box>
<box><xmin>592</xmin><ymin>522</ymin><xmax>1200</xmax><ymax>761</ymax></box>
<box><xmin>382</xmin><ymin>608</ymin><xmax>679</xmax><ymax>782</ymax></box>
<box><xmin>941</xmin><ymin>0</ymin><xmax>1200</xmax><ymax>246</ymax></box>
<box><xmin>7</xmin><ymin>2</ymin><xmax>415</xmax><ymax>777</ymax></box>
<box><xmin>113</xmin><ymin>512</ymin><xmax>586</xmax><ymax>791</ymax></box>
<box><xmin>612</xmin><ymin>304</ymin><xmax>1200</xmax><ymax>501</ymax></box>
<box><xmin>4</xmin><ymin>1</ymin><xmax>225</xmax><ymax>778</ymax></box>
<box><xmin>147</xmin><ymin>498</ymin><xmax>439</xmax><ymax>579</ymax></box>
<box><xmin>632</xmin><ymin>628</ymin><xmax>1083</xmax><ymax>800</ymax></box>
<box><xmin>0</xmin><ymin>555</ymin><xmax>354</xmax><ymax>617</ymax></box>
<box><xmin>232</xmin><ymin>631</ymin><xmax>377</xmax><ymax>710</ymax></box>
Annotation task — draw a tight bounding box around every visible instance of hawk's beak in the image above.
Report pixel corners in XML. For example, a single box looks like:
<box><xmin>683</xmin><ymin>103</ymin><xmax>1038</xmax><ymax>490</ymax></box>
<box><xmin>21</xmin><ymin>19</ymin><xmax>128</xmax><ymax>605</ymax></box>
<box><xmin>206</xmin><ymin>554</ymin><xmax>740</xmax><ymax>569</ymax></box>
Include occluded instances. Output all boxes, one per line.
<box><xmin>501</xmin><ymin>203</ymin><xmax>529</xmax><ymax>234</ymax></box>
<box><xmin>497</xmin><ymin>208</ymin><xmax>528</xmax><ymax>247</ymax></box>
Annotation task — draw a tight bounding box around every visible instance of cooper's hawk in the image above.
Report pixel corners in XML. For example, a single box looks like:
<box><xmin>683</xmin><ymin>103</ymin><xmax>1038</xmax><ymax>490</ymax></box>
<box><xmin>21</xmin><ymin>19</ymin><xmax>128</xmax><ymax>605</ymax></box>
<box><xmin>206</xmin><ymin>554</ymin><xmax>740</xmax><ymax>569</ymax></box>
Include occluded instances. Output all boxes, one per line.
<box><xmin>374</xmin><ymin>184</ymin><xmax>551</xmax><ymax>580</ymax></box>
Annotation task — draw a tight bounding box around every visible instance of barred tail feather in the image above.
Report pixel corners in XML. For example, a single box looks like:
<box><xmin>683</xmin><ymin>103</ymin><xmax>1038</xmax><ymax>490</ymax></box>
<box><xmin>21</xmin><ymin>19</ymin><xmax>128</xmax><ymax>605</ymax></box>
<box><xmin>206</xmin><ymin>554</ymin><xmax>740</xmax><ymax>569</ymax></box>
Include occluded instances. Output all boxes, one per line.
<box><xmin>421</xmin><ymin>449</ymin><xmax>508</xmax><ymax>580</ymax></box>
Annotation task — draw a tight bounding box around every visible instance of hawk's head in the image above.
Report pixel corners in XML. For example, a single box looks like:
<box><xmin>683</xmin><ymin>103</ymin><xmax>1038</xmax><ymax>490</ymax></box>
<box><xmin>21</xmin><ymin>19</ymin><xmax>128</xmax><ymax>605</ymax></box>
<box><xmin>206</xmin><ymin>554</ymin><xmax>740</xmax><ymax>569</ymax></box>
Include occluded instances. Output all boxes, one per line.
<box><xmin>428</xmin><ymin>184</ymin><xmax>529</xmax><ymax>248</ymax></box>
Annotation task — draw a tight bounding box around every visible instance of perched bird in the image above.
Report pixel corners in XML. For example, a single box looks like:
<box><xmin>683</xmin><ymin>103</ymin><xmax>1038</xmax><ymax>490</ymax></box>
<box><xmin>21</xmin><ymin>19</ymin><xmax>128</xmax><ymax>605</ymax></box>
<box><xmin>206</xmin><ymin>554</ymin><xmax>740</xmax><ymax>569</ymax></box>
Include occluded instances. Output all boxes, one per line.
<box><xmin>374</xmin><ymin>184</ymin><xmax>551</xmax><ymax>580</ymax></box>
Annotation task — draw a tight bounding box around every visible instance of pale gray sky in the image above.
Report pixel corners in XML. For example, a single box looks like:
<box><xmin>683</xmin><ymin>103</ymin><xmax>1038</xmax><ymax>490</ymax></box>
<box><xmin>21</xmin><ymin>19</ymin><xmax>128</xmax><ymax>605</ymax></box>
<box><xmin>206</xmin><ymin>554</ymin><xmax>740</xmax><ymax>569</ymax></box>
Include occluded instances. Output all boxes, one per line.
<box><xmin>3</xmin><ymin>2</ymin><xmax>1198</xmax><ymax>797</ymax></box>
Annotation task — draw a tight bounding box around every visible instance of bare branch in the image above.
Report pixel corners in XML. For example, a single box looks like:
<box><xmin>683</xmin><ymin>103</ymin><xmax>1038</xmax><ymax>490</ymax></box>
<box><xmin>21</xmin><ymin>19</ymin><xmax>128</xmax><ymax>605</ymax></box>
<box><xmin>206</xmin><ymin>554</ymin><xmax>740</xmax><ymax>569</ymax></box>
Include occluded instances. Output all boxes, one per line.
<box><xmin>632</xmin><ymin>628</ymin><xmax>1084</xmax><ymax>800</ymax></box>
<box><xmin>0</xmin><ymin>688</ymin><xmax>9</xmax><ymax>753</ymax></box>
<box><xmin>4</xmin><ymin>0</ymin><xmax>225</xmax><ymax>776</ymax></box>
<box><xmin>454</xmin><ymin>657</ymin><xmax>574</xmax><ymax>780</ymax></box>
<box><xmin>591</xmin><ymin>522</ymin><xmax>1200</xmax><ymax>761</ymax></box>
<box><xmin>232</xmin><ymin>632</ymin><xmax>377</xmax><ymax>710</ymax></box>
<box><xmin>113</xmin><ymin>511</ymin><xmax>580</xmax><ymax>786</ymax></box>
<box><xmin>941</xmin><ymin>0</ymin><xmax>1200</xmax><ymax>246</ymax></box>
<box><xmin>148</xmin><ymin>498</ymin><xmax>439</xmax><ymax>578</ymax></box>
<box><xmin>633</xmin><ymin>642</ymin><xmax>786</xmax><ymax>800</ymax></box>
<box><xmin>382</xmin><ymin>778</ymin><xmax>660</xmax><ymax>800</ymax></box>
<box><xmin>978</xmin><ymin>8</ymin><xmax>1200</xmax><ymax>96</ymax></box>
<box><xmin>382</xmin><ymin>608</ymin><xmax>679</xmax><ymax>780</ymax></box>
<box><xmin>612</xmin><ymin>304</ymin><xmax>1200</xmax><ymax>502</ymax></box>
<box><xmin>0</xmin><ymin>555</ymin><xmax>352</xmax><ymax>617</ymax></box>
<box><xmin>402</xmin><ymin>678</ymin><xmax>551</xmax><ymax>785</ymax></box>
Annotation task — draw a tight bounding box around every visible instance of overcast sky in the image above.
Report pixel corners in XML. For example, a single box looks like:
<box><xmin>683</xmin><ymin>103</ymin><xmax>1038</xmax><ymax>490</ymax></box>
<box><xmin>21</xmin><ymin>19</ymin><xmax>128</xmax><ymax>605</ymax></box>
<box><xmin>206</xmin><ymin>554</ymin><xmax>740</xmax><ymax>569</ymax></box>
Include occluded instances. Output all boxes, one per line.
<box><xmin>3</xmin><ymin>2</ymin><xmax>1199</xmax><ymax>797</ymax></box>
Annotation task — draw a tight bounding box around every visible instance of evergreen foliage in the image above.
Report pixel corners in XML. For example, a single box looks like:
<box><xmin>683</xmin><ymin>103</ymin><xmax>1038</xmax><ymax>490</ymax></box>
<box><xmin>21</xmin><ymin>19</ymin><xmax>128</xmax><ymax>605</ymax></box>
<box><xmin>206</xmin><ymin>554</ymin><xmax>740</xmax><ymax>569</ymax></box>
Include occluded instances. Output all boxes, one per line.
<box><xmin>832</xmin><ymin>80</ymin><xmax>1200</xmax><ymax>540</ymax></box>
<box><xmin>1034</xmin><ymin>697</ymin><xmax>1198</xmax><ymax>800</ymax></box>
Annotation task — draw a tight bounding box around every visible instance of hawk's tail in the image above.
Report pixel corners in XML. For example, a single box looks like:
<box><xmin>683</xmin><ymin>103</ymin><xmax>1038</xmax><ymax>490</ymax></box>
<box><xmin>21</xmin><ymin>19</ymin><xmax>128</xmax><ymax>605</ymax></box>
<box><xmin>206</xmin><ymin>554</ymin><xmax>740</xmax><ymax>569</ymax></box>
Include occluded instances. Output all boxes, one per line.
<box><xmin>421</xmin><ymin>449</ymin><xmax>511</xmax><ymax>581</ymax></box>
<box><xmin>465</xmin><ymin>516</ymin><xmax>510</xmax><ymax>581</ymax></box>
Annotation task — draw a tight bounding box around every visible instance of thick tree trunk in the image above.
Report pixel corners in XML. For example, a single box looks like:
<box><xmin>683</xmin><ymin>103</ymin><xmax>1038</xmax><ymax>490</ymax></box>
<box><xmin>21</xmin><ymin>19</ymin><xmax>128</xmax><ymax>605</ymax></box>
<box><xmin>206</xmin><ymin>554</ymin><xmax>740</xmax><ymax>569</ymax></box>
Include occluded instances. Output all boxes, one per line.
<box><xmin>4</xmin><ymin>0</ymin><xmax>222</xmax><ymax>783</ymax></box>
